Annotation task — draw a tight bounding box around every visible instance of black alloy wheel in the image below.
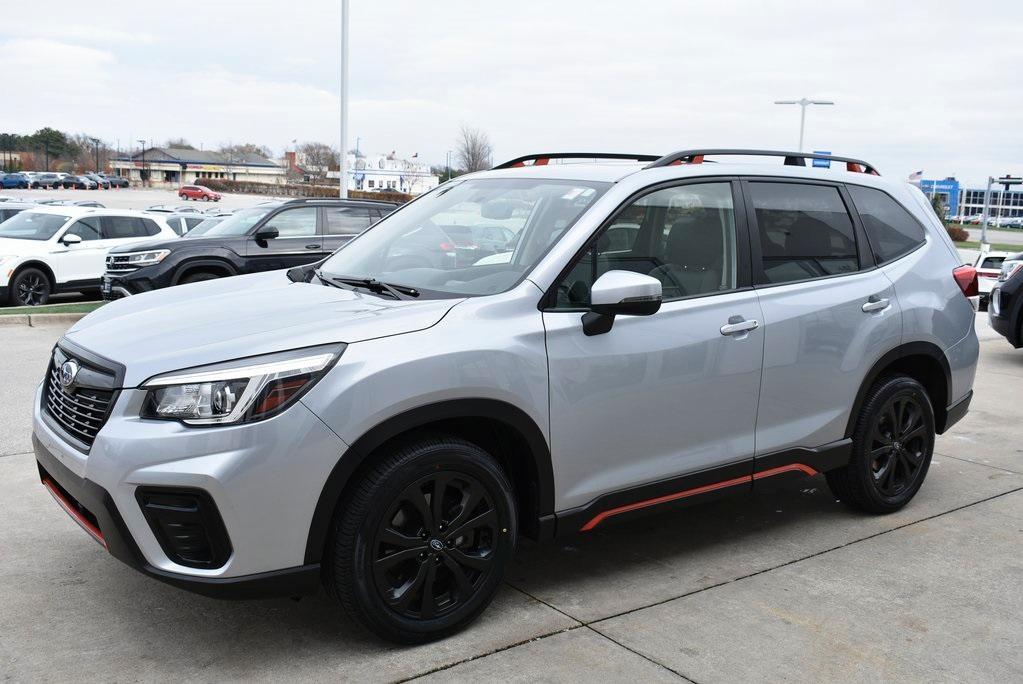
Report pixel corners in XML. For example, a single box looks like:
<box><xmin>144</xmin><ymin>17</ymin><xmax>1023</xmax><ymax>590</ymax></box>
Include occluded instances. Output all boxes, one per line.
<box><xmin>826</xmin><ymin>375</ymin><xmax>935</xmax><ymax>513</ymax></box>
<box><xmin>372</xmin><ymin>472</ymin><xmax>498</xmax><ymax>620</ymax></box>
<box><xmin>11</xmin><ymin>268</ymin><xmax>51</xmax><ymax>306</ymax></box>
<box><xmin>324</xmin><ymin>435</ymin><xmax>516</xmax><ymax>643</ymax></box>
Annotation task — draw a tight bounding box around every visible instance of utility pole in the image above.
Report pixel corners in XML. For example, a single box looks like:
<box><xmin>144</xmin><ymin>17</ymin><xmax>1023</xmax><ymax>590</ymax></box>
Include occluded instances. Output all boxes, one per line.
<box><xmin>338</xmin><ymin>0</ymin><xmax>350</xmax><ymax>198</ymax></box>
<box><xmin>446</xmin><ymin>150</ymin><xmax>452</xmax><ymax>181</ymax></box>
<box><xmin>774</xmin><ymin>98</ymin><xmax>834</xmax><ymax>151</ymax></box>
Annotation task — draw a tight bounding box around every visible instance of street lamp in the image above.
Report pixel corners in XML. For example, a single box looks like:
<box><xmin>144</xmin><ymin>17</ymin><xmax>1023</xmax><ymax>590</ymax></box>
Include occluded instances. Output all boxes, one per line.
<box><xmin>774</xmin><ymin>98</ymin><xmax>834</xmax><ymax>152</ymax></box>
<box><xmin>137</xmin><ymin>139</ymin><xmax>146</xmax><ymax>187</ymax></box>
<box><xmin>446</xmin><ymin>150</ymin><xmax>452</xmax><ymax>181</ymax></box>
<box><xmin>89</xmin><ymin>137</ymin><xmax>100</xmax><ymax>174</ymax></box>
<box><xmin>338</xmin><ymin>0</ymin><xmax>350</xmax><ymax>198</ymax></box>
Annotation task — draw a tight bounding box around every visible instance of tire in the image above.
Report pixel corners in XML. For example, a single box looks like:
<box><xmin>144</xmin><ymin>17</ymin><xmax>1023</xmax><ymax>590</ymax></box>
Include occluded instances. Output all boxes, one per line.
<box><xmin>180</xmin><ymin>271</ymin><xmax>221</xmax><ymax>284</ymax></box>
<box><xmin>202</xmin><ymin>195</ymin><xmax>211</xmax><ymax>202</ymax></box>
<box><xmin>323</xmin><ymin>435</ymin><xmax>517</xmax><ymax>644</ymax></box>
<box><xmin>826</xmin><ymin>375</ymin><xmax>935</xmax><ymax>514</ymax></box>
<box><xmin>180</xmin><ymin>195</ymin><xmax>188</xmax><ymax>200</ymax></box>
<box><xmin>9</xmin><ymin>267</ymin><xmax>51</xmax><ymax>306</ymax></box>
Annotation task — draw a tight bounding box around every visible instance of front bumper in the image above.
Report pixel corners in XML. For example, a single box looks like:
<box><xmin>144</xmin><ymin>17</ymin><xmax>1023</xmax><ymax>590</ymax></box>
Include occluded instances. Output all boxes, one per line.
<box><xmin>32</xmin><ymin>375</ymin><xmax>349</xmax><ymax>598</ymax></box>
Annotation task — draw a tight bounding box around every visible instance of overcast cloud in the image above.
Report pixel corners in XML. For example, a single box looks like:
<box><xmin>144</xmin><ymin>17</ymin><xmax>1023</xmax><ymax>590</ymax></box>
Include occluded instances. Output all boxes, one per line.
<box><xmin>3</xmin><ymin>0</ymin><xmax>1021</xmax><ymax>184</ymax></box>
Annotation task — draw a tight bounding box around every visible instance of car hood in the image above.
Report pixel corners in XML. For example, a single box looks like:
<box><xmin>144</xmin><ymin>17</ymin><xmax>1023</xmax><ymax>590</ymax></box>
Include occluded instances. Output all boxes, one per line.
<box><xmin>66</xmin><ymin>270</ymin><xmax>463</xmax><ymax>387</ymax></box>
<box><xmin>0</xmin><ymin>237</ymin><xmax>54</xmax><ymax>256</ymax></box>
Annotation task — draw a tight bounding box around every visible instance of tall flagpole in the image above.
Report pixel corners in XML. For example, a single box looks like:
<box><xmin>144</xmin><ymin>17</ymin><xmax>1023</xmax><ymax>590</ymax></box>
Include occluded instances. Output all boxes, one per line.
<box><xmin>339</xmin><ymin>0</ymin><xmax>350</xmax><ymax>198</ymax></box>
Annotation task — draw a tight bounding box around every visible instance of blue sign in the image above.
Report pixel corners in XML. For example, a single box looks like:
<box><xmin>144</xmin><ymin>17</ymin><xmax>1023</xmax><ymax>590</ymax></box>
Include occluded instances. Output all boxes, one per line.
<box><xmin>812</xmin><ymin>150</ymin><xmax>831</xmax><ymax>168</ymax></box>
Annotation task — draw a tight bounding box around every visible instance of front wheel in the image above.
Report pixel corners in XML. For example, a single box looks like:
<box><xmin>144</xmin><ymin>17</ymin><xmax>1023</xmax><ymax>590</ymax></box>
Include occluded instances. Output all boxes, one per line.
<box><xmin>826</xmin><ymin>375</ymin><xmax>935</xmax><ymax>513</ymax></box>
<box><xmin>324</xmin><ymin>435</ymin><xmax>517</xmax><ymax>644</ymax></box>
<box><xmin>9</xmin><ymin>268</ymin><xmax>51</xmax><ymax>306</ymax></box>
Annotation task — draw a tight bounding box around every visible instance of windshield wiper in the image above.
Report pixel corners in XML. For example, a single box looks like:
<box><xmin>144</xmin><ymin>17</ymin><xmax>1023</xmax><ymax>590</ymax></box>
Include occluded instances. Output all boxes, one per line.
<box><xmin>316</xmin><ymin>271</ymin><xmax>420</xmax><ymax>299</ymax></box>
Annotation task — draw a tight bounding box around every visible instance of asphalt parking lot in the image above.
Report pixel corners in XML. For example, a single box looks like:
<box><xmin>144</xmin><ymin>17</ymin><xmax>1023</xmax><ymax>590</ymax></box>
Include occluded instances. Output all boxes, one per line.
<box><xmin>1</xmin><ymin>314</ymin><xmax>1020</xmax><ymax>682</ymax></box>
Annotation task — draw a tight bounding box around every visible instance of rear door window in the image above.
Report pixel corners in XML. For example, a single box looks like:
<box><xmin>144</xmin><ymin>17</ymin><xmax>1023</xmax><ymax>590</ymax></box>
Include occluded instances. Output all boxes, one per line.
<box><xmin>847</xmin><ymin>185</ymin><xmax>926</xmax><ymax>265</ymax></box>
<box><xmin>749</xmin><ymin>182</ymin><xmax>859</xmax><ymax>284</ymax></box>
<box><xmin>324</xmin><ymin>206</ymin><xmax>373</xmax><ymax>235</ymax></box>
<box><xmin>102</xmin><ymin>216</ymin><xmax>150</xmax><ymax>239</ymax></box>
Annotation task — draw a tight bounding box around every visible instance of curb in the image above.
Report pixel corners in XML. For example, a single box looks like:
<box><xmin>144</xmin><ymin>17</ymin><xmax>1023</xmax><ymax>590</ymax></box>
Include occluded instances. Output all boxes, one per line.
<box><xmin>0</xmin><ymin>313</ymin><xmax>88</xmax><ymax>327</ymax></box>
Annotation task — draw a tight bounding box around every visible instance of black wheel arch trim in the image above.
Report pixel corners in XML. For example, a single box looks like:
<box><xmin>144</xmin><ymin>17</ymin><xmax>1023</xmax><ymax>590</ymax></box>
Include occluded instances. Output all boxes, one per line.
<box><xmin>171</xmin><ymin>256</ymin><xmax>239</xmax><ymax>285</ymax></box>
<box><xmin>846</xmin><ymin>341</ymin><xmax>954</xmax><ymax>437</ymax></box>
<box><xmin>10</xmin><ymin>260</ymin><xmax>56</xmax><ymax>289</ymax></box>
<box><xmin>302</xmin><ymin>398</ymin><xmax>555</xmax><ymax>564</ymax></box>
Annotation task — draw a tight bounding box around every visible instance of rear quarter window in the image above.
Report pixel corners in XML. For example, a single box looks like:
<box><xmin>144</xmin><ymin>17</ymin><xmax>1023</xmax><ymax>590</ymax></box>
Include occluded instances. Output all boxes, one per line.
<box><xmin>848</xmin><ymin>185</ymin><xmax>926</xmax><ymax>265</ymax></box>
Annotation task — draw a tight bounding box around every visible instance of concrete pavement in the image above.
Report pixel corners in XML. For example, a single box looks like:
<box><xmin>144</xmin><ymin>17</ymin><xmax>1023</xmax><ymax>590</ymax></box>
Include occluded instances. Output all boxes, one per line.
<box><xmin>1</xmin><ymin>315</ymin><xmax>1020</xmax><ymax>682</ymax></box>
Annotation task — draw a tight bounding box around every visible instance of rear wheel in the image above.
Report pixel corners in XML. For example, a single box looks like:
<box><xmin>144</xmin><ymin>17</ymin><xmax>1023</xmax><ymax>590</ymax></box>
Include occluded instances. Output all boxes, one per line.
<box><xmin>826</xmin><ymin>375</ymin><xmax>934</xmax><ymax>513</ymax></box>
<box><xmin>324</xmin><ymin>435</ymin><xmax>516</xmax><ymax>643</ymax></box>
<box><xmin>9</xmin><ymin>268</ymin><xmax>51</xmax><ymax>306</ymax></box>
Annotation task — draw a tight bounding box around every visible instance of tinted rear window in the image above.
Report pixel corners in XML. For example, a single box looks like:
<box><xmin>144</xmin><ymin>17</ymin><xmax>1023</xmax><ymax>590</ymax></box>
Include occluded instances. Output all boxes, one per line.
<box><xmin>749</xmin><ymin>182</ymin><xmax>858</xmax><ymax>284</ymax></box>
<box><xmin>848</xmin><ymin>186</ymin><xmax>926</xmax><ymax>265</ymax></box>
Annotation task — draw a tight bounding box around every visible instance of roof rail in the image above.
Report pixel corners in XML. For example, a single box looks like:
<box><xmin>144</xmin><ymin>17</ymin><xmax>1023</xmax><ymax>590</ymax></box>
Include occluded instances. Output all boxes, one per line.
<box><xmin>493</xmin><ymin>152</ymin><xmax>661</xmax><ymax>170</ymax></box>
<box><xmin>645</xmin><ymin>149</ymin><xmax>880</xmax><ymax>175</ymax></box>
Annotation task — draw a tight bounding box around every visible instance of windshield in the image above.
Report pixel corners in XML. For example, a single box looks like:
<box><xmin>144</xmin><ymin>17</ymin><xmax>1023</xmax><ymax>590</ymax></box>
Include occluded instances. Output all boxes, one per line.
<box><xmin>190</xmin><ymin>206</ymin><xmax>276</xmax><ymax>237</ymax></box>
<box><xmin>182</xmin><ymin>216</ymin><xmax>226</xmax><ymax>238</ymax></box>
<box><xmin>0</xmin><ymin>212</ymin><xmax>70</xmax><ymax>241</ymax></box>
<box><xmin>319</xmin><ymin>178</ymin><xmax>609</xmax><ymax>297</ymax></box>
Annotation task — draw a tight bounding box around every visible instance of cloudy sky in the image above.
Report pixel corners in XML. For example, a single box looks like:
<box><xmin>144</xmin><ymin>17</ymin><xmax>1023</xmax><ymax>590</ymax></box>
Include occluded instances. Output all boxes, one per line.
<box><xmin>3</xmin><ymin>1</ymin><xmax>1021</xmax><ymax>184</ymax></box>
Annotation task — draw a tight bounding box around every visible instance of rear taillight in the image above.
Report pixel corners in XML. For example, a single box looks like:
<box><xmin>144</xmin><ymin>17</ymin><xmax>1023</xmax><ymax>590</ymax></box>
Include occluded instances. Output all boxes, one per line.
<box><xmin>439</xmin><ymin>242</ymin><xmax>455</xmax><ymax>251</ymax></box>
<box><xmin>952</xmin><ymin>265</ymin><xmax>978</xmax><ymax>297</ymax></box>
<box><xmin>1001</xmin><ymin>262</ymin><xmax>1023</xmax><ymax>282</ymax></box>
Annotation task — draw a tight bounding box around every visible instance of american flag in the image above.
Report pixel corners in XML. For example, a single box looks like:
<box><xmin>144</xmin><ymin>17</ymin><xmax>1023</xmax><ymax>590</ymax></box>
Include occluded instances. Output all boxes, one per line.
<box><xmin>908</xmin><ymin>170</ymin><xmax>923</xmax><ymax>184</ymax></box>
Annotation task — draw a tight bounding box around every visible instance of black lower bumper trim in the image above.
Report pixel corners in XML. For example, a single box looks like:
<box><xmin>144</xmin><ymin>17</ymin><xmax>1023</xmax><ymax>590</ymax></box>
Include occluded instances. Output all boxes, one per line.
<box><xmin>942</xmin><ymin>391</ymin><xmax>973</xmax><ymax>433</ymax></box>
<box><xmin>33</xmin><ymin>433</ymin><xmax>320</xmax><ymax>600</ymax></box>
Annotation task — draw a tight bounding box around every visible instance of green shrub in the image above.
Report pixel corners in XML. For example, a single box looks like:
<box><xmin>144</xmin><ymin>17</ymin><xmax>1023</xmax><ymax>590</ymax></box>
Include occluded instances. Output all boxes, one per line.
<box><xmin>198</xmin><ymin>178</ymin><xmax>412</xmax><ymax>204</ymax></box>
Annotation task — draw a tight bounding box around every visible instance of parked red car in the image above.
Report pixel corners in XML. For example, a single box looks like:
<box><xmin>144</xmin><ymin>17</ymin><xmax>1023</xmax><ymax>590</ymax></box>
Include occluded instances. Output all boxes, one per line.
<box><xmin>178</xmin><ymin>185</ymin><xmax>221</xmax><ymax>202</ymax></box>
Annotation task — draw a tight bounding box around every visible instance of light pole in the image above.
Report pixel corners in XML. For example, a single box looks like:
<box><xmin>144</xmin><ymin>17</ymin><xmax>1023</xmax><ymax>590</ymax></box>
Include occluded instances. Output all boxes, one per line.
<box><xmin>446</xmin><ymin>150</ymin><xmax>452</xmax><ymax>181</ymax></box>
<box><xmin>137</xmin><ymin>139</ymin><xmax>146</xmax><ymax>187</ymax></box>
<box><xmin>338</xmin><ymin>0</ymin><xmax>350</xmax><ymax>198</ymax></box>
<box><xmin>774</xmin><ymin>98</ymin><xmax>834</xmax><ymax>152</ymax></box>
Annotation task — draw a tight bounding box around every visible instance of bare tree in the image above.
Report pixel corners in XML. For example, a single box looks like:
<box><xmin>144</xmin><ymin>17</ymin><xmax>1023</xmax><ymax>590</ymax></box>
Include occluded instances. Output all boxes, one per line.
<box><xmin>219</xmin><ymin>142</ymin><xmax>274</xmax><ymax>161</ymax></box>
<box><xmin>455</xmin><ymin>125</ymin><xmax>492</xmax><ymax>172</ymax></box>
<box><xmin>297</xmin><ymin>142</ymin><xmax>339</xmax><ymax>181</ymax></box>
<box><xmin>165</xmin><ymin>138</ymin><xmax>196</xmax><ymax>149</ymax></box>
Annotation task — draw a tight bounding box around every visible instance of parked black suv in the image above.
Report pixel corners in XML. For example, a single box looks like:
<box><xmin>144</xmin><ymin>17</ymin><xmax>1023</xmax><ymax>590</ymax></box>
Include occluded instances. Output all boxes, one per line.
<box><xmin>989</xmin><ymin>251</ymin><xmax>1023</xmax><ymax>348</ymax></box>
<box><xmin>101</xmin><ymin>197</ymin><xmax>398</xmax><ymax>299</ymax></box>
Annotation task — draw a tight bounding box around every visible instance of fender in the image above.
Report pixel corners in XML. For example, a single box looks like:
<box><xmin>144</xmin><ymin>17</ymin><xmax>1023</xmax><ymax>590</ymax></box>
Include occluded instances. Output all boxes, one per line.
<box><xmin>845</xmin><ymin>341</ymin><xmax>952</xmax><ymax>437</ymax></box>
<box><xmin>302</xmin><ymin>398</ymin><xmax>555</xmax><ymax>564</ymax></box>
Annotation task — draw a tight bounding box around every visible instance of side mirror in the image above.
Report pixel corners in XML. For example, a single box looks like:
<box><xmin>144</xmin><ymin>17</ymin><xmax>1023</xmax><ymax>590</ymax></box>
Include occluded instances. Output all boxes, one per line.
<box><xmin>254</xmin><ymin>227</ymin><xmax>279</xmax><ymax>241</ymax></box>
<box><xmin>60</xmin><ymin>233</ymin><xmax>83</xmax><ymax>247</ymax></box>
<box><xmin>582</xmin><ymin>270</ymin><xmax>662</xmax><ymax>336</ymax></box>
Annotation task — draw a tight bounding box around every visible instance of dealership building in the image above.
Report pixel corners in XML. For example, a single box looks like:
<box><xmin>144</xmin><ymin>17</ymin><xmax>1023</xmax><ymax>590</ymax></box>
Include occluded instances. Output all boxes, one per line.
<box><xmin>920</xmin><ymin>177</ymin><xmax>1023</xmax><ymax>219</ymax></box>
<box><xmin>109</xmin><ymin>147</ymin><xmax>286</xmax><ymax>187</ymax></box>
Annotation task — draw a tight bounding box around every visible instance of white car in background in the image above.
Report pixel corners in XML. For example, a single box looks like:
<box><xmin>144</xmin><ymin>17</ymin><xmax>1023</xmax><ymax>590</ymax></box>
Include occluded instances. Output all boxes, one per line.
<box><xmin>974</xmin><ymin>250</ymin><xmax>1012</xmax><ymax>309</ymax></box>
<box><xmin>0</xmin><ymin>207</ymin><xmax>177</xmax><ymax>306</ymax></box>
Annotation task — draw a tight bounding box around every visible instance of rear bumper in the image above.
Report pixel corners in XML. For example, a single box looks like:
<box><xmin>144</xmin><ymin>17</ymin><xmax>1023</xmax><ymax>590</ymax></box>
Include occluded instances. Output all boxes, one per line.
<box><xmin>33</xmin><ymin>433</ymin><xmax>321</xmax><ymax>600</ymax></box>
<box><xmin>943</xmin><ymin>390</ymin><xmax>972</xmax><ymax>432</ymax></box>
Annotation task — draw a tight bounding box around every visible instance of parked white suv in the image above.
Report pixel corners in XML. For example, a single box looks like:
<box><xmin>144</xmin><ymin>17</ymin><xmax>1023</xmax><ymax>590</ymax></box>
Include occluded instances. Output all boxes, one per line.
<box><xmin>32</xmin><ymin>150</ymin><xmax>979</xmax><ymax>643</ymax></box>
<box><xmin>0</xmin><ymin>207</ymin><xmax>177</xmax><ymax>305</ymax></box>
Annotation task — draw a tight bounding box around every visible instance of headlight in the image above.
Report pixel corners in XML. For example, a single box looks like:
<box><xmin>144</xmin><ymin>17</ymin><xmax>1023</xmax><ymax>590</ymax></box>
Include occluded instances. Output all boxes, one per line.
<box><xmin>120</xmin><ymin>250</ymin><xmax>170</xmax><ymax>267</ymax></box>
<box><xmin>141</xmin><ymin>344</ymin><xmax>344</xmax><ymax>426</ymax></box>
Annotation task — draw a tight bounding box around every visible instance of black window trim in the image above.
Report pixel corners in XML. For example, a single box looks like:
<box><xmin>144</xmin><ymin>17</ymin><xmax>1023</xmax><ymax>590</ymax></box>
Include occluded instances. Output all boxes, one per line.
<box><xmin>844</xmin><ymin>181</ymin><xmax>929</xmax><ymax>268</ymax></box>
<box><xmin>740</xmin><ymin>176</ymin><xmax>875</xmax><ymax>290</ymax></box>
<box><xmin>540</xmin><ymin>175</ymin><xmax>755</xmax><ymax>312</ymax></box>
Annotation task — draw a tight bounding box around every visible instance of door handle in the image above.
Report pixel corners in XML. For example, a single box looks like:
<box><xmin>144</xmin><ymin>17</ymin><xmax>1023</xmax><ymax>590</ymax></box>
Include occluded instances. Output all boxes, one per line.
<box><xmin>862</xmin><ymin>296</ymin><xmax>890</xmax><ymax>313</ymax></box>
<box><xmin>305</xmin><ymin>244</ymin><xmax>322</xmax><ymax>250</ymax></box>
<box><xmin>720</xmin><ymin>318</ymin><xmax>759</xmax><ymax>336</ymax></box>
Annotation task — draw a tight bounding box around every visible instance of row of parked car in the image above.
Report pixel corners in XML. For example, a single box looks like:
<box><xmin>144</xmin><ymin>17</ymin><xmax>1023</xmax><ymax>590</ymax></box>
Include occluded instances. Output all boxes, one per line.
<box><xmin>950</xmin><ymin>214</ymin><xmax>1023</xmax><ymax>228</ymax></box>
<box><xmin>0</xmin><ymin>171</ymin><xmax>129</xmax><ymax>190</ymax></box>
<box><xmin>0</xmin><ymin>192</ymin><xmax>525</xmax><ymax>306</ymax></box>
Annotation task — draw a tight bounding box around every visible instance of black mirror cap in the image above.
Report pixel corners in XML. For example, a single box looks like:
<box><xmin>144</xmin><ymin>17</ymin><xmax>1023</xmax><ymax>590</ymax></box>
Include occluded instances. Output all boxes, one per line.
<box><xmin>255</xmin><ymin>227</ymin><xmax>279</xmax><ymax>241</ymax></box>
<box><xmin>590</xmin><ymin>296</ymin><xmax>661</xmax><ymax>318</ymax></box>
<box><xmin>582</xmin><ymin>296</ymin><xmax>661</xmax><ymax>336</ymax></box>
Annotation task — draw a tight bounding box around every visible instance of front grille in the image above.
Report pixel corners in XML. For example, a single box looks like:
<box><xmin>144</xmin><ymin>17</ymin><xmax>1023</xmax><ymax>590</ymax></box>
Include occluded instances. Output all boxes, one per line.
<box><xmin>43</xmin><ymin>348</ymin><xmax>117</xmax><ymax>448</ymax></box>
<box><xmin>105</xmin><ymin>254</ymin><xmax>140</xmax><ymax>273</ymax></box>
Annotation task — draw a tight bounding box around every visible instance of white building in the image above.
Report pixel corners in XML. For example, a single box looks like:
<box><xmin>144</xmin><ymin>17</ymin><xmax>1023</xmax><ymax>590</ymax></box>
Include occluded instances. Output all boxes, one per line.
<box><xmin>328</xmin><ymin>153</ymin><xmax>440</xmax><ymax>196</ymax></box>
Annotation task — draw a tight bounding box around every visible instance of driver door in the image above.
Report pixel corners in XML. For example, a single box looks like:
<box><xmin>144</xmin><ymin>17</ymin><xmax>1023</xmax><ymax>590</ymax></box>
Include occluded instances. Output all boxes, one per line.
<box><xmin>542</xmin><ymin>180</ymin><xmax>764</xmax><ymax>514</ymax></box>
<box><xmin>245</xmin><ymin>206</ymin><xmax>321</xmax><ymax>271</ymax></box>
<box><xmin>53</xmin><ymin>216</ymin><xmax>106</xmax><ymax>285</ymax></box>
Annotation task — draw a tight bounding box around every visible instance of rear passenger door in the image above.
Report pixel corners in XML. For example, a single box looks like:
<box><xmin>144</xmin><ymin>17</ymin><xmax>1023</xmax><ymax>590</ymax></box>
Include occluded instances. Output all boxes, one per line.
<box><xmin>321</xmin><ymin>205</ymin><xmax>375</xmax><ymax>255</ymax></box>
<box><xmin>745</xmin><ymin>179</ymin><xmax>901</xmax><ymax>460</ymax></box>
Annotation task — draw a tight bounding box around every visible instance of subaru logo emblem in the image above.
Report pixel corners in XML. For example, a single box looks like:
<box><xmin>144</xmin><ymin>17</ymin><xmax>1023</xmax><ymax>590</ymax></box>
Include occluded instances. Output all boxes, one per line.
<box><xmin>60</xmin><ymin>360</ymin><xmax>80</xmax><ymax>389</ymax></box>
<box><xmin>429</xmin><ymin>539</ymin><xmax>444</xmax><ymax>552</ymax></box>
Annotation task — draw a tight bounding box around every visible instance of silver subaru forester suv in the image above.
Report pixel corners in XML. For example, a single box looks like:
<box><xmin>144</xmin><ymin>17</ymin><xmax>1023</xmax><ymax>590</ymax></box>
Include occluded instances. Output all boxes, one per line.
<box><xmin>33</xmin><ymin>150</ymin><xmax>979</xmax><ymax>643</ymax></box>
